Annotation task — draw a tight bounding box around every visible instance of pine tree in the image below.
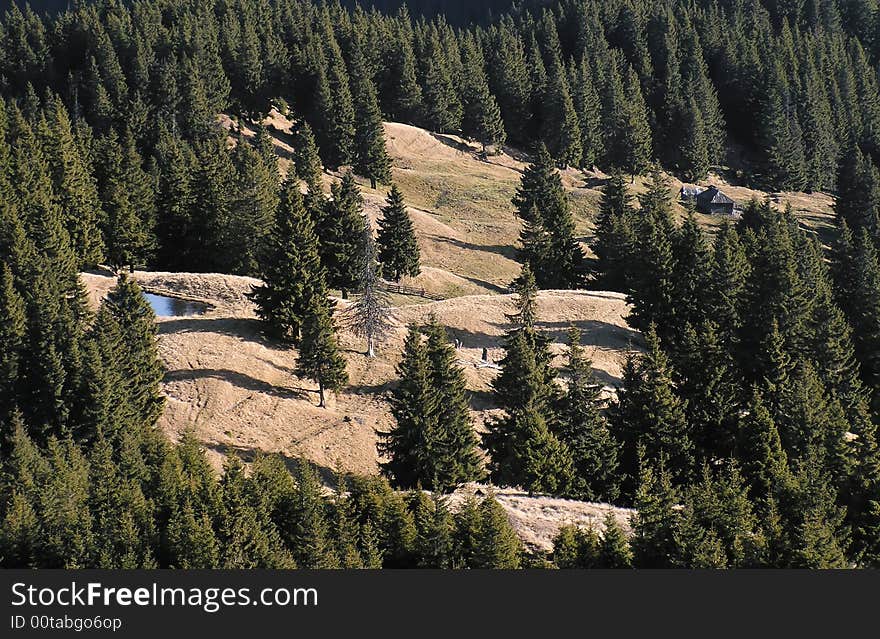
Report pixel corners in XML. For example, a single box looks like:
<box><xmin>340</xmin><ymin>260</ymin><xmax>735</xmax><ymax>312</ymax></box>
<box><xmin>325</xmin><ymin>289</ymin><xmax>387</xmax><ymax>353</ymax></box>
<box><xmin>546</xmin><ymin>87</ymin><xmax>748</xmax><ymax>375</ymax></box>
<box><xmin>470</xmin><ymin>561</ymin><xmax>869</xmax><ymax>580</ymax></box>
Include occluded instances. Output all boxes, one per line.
<box><xmin>153</xmin><ymin>131</ymin><xmax>196</xmax><ymax>271</ymax></box>
<box><xmin>414</xmin><ymin>493</ymin><xmax>454</xmax><ymax>568</ymax></box>
<box><xmin>44</xmin><ymin>98</ymin><xmax>104</xmax><ymax>267</ymax></box>
<box><xmin>95</xmin><ymin>132</ymin><xmax>146</xmax><ymax>271</ymax></box>
<box><xmin>297</xmin><ymin>294</ymin><xmax>348</xmax><ymax>409</ymax></box>
<box><xmin>680</xmin><ymin>97</ymin><xmax>710</xmax><ymax>182</ymax></box>
<box><xmin>350</xmin><ymin>41</ymin><xmax>391</xmax><ymax>189</ymax></box>
<box><xmin>705</xmin><ymin>221</ymin><xmax>749</xmax><ymax>350</ymax></box>
<box><xmin>0</xmin><ymin>263</ymin><xmax>26</xmax><ymax>431</ymax></box>
<box><xmin>841</xmin><ymin>229</ymin><xmax>880</xmax><ymax>396</ymax></box>
<box><xmin>627</xmin><ymin>169</ymin><xmax>678</xmax><ymax>336</ymax></box>
<box><xmin>421</xmin><ymin>36</ymin><xmax>461</xmax><ymax>134</ymax></box>
<box><xmin>287</xmin><ymin>460</ymin><xmax>338</xmax><ymax>569</ymax></box>
<box><xmin>613</xmin><ymin>326</ymin><xmax>693</xmax><ymax>494</ymax></box>
<box><xmin>380</xmin><ymin>23</ymin><xmax>423</xmax><ymax>124</ymax></box>
<box><xmin>556</xmin><ymin>327</ymin><xmax>620</xmax><ymax>502</ymax></box>
<box><xmin>591</xmin><ymin>172</ymin><xmax>637</xmax><ymax>291</ymax></box>
<box><xmin>603</xmin><ymin>63</ymin><xmax>651</xmax><ymax>179</ymax></box>
<box><xmin>484</xmin><ymin>327</ymin><xmax>573</xmax><ymax>494</ymax></box>
<box><xmin>166</xmin><ymin>504</ymin><xmax>220</xmax><ymax>568</ymax></box>
<box><xmin>376</xmin><ymin>184</ymin><xmax>420</xmax><ymax>282</ymax></box>
<box><xmin>762</xmin><ymin>62</ymin><xmax>807</xmax><ymax>191</ymax></box>
<box><xmin>540</xmin><ymin>52</ymin><xmax>582</xmax><ymax>168</ymax></box>
<box><xmin>319</xmin><ymin>172</ymin><xmax>368</xmax><ymax>298</ymax></box>
<box><xmin>672</xmin><ymin>211</ymin><xmax>711</xmax><ymax>332</ymax></box>
<box><xmin>512</xmin><ymin>145</ymin><xmax>584</xmax><ymax>288</ymax></box>
<box><xmin>459</xmin><ymin>37</ymin><xmax>506</xmax><ymax>152</ymax></box>
<box><xmin>104</xmin><ymin>274</ymin><xmax>165</xmax><ymax>429</ymax></box>
<box><xmin>293</xmin><ymin>120</ymin><xmax>324</xmax><ymax>194</ymax></box>
<box><xmin>572</xmin><ymin>56</ymin><xmax>604</xmax><ymax>169</ymax></box>
<box><xmin>598</xmin><ymin>513</ymin><xmax>633</xmax><ymax>568</ymax></box>
<box><xmin>379</xmin><ymin>324</ymin><xmax>439</xmax><ymax>489</ymax></box>
<box><xmin>474</xmin><ymin>494</ymin><xmax>522</xmax><ymax>568</ymax></box>
<box><xmin>250</xmin><ymin>182</ymin><xmax>326</xmax><ymax>346</ymax></box>
<box><xmin>229</xmin><ymin>139</ymin><xmax>278</xmax><ymax>276</ymax></box>
<box><xmin>629</xmin><ymin>455</ymin><xmax>681</xmax><ymax>567</ymax></box>
<box><xmin>423</xmin><ymin>318</ymin><xmax>484</xmax><ymax>490</ymax></box>
<box><xmin>834</xmin><ymin>142</ymin><xmax>880</xmax><ymax>241</ymax></box>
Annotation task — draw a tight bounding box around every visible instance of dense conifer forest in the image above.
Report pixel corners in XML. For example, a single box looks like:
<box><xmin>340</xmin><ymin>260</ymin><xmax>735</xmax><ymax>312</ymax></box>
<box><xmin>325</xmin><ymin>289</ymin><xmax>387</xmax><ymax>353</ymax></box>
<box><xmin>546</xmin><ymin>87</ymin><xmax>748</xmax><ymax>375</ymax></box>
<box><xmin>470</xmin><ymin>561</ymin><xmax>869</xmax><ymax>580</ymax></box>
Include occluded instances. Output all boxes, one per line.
<box><xmin>1</xmin><ymin>0</ymin><xmax>880</xmax><ymax>568</ymax></box>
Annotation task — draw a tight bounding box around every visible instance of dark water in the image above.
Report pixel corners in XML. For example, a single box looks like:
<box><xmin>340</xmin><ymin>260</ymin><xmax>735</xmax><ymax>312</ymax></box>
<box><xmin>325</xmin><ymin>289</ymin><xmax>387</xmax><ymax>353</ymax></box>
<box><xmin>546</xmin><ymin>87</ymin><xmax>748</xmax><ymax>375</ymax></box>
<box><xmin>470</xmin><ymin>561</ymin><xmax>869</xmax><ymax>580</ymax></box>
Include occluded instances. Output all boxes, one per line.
<box><xmin>144</xmin><ymin>293</ymin><xmax>209</xmax><ymax>317</ymax></box>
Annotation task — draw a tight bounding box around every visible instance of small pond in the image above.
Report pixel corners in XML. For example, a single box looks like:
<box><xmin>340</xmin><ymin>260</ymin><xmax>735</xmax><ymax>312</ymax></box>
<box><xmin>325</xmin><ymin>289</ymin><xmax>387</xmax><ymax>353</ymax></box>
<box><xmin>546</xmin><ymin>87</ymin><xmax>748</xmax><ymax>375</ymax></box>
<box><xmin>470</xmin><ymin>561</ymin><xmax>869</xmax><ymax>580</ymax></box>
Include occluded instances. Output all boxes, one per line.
<box><xmin>144</xmin><ymin>292</ymin><xmax>210</xmax><ymax>317</ymax></box>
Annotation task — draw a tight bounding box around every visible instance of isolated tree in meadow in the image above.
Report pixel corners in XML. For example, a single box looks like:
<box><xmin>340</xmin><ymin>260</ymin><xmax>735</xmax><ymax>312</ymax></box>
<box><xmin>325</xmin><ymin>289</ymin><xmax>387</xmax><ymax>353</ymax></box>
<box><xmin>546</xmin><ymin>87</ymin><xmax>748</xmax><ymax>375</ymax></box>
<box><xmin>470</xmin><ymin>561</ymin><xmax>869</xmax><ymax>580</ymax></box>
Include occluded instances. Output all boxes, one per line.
<box><xmin>297</xmin><ymin>295</ymin><xmax>348</xmax><ymax>409</ymax></box>
<box><xmin>377</xmin><ymin>184</ymin><xmax>420</xmax><ymax>282</ymax></box>
<box><xmin>346</xmin><ymin>220</ymin><xmax>391</xmax><ymax>358</ymax></box>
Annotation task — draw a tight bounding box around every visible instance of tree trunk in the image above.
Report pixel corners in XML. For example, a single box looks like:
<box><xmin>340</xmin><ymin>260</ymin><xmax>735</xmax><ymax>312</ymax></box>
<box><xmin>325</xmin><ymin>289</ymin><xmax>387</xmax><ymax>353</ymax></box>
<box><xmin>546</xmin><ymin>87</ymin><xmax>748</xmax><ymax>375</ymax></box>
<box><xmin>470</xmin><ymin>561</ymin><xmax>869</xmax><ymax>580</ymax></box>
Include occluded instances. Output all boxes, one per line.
<box><xmin>342</xmin><ymin>289</ymin><xmax>348</xmax><ymax>300</ymax></box>
<box><xmin>367</xmin><ymin>336</ymin><xmax>375</xmax><ymax>358</ymax></box>
<box><xmin>318</xmin><ymin>378</ymin><xmax>325</xmax><ymax>408</ymax></box>
<box><xmin>370</xmin><ymin>177</ymin><xmax>377</xmax><ymax>189</ymax></box>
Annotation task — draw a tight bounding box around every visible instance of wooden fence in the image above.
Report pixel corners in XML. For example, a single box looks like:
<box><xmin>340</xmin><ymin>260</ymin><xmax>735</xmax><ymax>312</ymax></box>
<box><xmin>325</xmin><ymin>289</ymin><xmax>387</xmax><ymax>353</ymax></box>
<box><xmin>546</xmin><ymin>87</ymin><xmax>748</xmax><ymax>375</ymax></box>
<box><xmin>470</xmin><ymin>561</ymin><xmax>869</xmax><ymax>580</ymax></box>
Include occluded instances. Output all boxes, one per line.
<box><xmin>379</xmin><ymin>280</ymin><xmax>445</xmax><ymax>301</ymax></box>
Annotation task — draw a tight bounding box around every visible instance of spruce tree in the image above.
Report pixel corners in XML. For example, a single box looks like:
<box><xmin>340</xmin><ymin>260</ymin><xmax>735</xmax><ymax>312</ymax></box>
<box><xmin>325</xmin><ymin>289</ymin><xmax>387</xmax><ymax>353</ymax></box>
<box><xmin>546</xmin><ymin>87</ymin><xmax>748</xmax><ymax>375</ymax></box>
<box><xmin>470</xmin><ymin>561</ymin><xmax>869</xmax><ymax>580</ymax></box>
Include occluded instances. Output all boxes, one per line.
<box><xmin>293</xmin><ymin>120</ymin><xmax>324</xmax><ymax>194</ymax></box>
<box><xmin>297</xmin><ymin>295</ymin><xmax>348</xmax><ymax>409</ymax></box>
<box><xmin>613</xmin><ymin>326</ymin><xmax>693</xmax><ymax>494</ymax></box>
<box><xmin>0</xmin><ymin>263</ymin><xmax>26</xmax><ymax>431</ymax></box>
<box><xmin>350</xmin><ymin>41</ymin><xmax>391</xmax><ymax>189</ymax></box>
<box><xmin>591</xmin><ymin>172</ymin><xmax>637</xmax><ymax>291</ymax></box>
<box><xmin>629</xmin><ymin>455</ymin><xmax>681</xmax><ymax>567</ymax></box>
<box><xmin>540</xmin><ymin>52</ymin><xmax>582</xmax><ymax>168</ymax></box>
<box><xmin>627</xmin><ymin>169</ymin><xmax>678</xmax><ymax>336</ymax></box>
<box><xmin>512</xmin><ymin>145</ymin><xmax>584</xmax><ymax>289</ymax></box>
<box><xmin>104</xmin><ymin>274</ymin><xmax>165</xmax><ymax>430</ymax></box>
<box><xmin>379</xmin><ymin>324</ymin><xmax>439</xmax><ymax>489</ymax></box>
<box><xmin>423</xmin><ymin>317</ymin><xmax>484</xmax><ymax>490</ymax></box>
<box><xmin>737</xmin><ymin>389</ymin><xmax>789</xmax><ymax>500</ymax></box>
<box><xmin>599</xmin><ymin>513</ymin><xmax>633</xmax><ymax>568</ymax></box>
<box><xmin>376</xmin><ymin>184</ymin><xmax>420</xmax><ymax>282</ymax></box>
<box><xmin>473</xmin><ymin>495</ymin><xmax>522</xmax><ymax>569</ymax></box>
<box><xmin>556</xmin><ymin>327</ymin><xmax>620</xmax><ymax>501</ymax></box>
<box><xmin>44</xmin><ymin>98</ymin><xmax>104</xmax><ymax>267</ymax></box>
<box><xmin>459</xmin><ymin>37</ymin><xmax>506</xmax><ymax>152</ymax></box>
<box><xmin>320</xmin><ymin>172</ymin><xmax>368</xmax><ymax>298</ymax></box>
<box><xmin>250</xmin><ymin>181</ymin><xmax>327</xmax><ymax>346</ymax></box>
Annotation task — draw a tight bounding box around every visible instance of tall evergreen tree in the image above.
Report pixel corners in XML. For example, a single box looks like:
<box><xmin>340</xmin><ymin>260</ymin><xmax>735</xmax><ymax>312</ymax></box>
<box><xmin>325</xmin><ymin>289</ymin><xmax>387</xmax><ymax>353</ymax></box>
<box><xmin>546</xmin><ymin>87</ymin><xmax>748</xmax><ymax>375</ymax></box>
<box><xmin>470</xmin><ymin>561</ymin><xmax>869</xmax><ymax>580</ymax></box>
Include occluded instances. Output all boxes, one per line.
<box><xmin>376</xmin><ymin>184</ymin><xmax>420</xmax><ymax>282</ymax></box>
<box><xmin>250</xmin><ymin>181</ymin><xmax>327</xmax><ymax>346</ymax></box>
<box><xmin>556</xmin><ymin>327</ymin><xmax>620</xmax><ymax>501</ymax></box>
<box><xmin>320</xmin><ymin>172</ymin><xmax>367</xmax><ymax>298</ymax></box>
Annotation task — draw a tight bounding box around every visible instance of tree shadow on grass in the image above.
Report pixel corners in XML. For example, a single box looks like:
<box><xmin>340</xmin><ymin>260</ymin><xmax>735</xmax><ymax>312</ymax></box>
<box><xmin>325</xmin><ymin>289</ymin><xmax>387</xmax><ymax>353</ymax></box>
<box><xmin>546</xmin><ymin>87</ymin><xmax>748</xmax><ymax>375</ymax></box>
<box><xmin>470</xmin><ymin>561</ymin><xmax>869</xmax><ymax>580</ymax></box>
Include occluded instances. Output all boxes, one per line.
<box><xmin>157</xmin><ymin>317</ymin><xmax>271</xmax><ymax>345</ymax></box>
<box><xmin>164</xmin><ymin>368</ymin><xmax>309</xmax><ymax>400</ymax></box>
